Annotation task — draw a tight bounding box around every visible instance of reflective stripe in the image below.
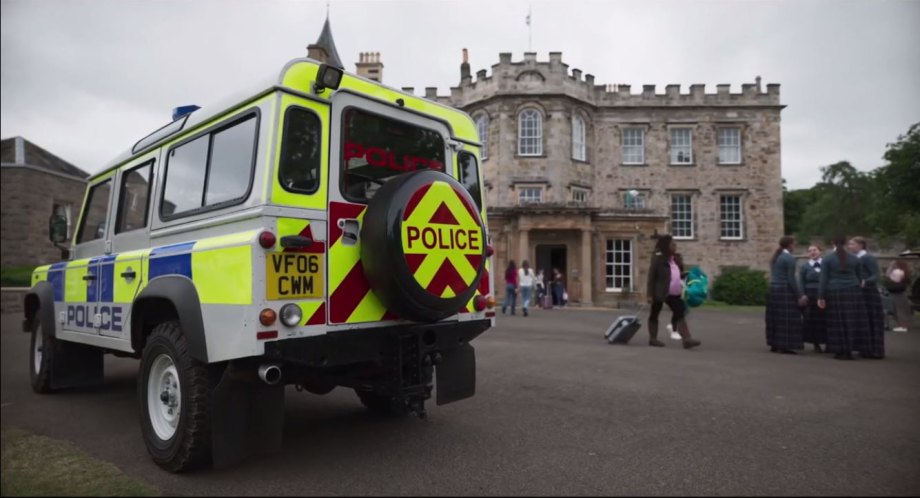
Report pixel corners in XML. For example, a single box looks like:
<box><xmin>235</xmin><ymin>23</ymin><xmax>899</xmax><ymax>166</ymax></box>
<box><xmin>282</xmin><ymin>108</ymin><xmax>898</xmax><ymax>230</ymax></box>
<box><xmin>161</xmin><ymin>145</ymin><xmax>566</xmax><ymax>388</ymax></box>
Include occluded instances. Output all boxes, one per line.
<box><xmin>148</xmin><ymin>252</ymin><xmax>192</xmax><ymax>280</ymax></box>
<box><xmin>327</xmin><ymin>202</ymin><xmax>390</xmax><ymax>324</ymax></box>
<box><xmin>64</xmin><ymin>259</ymin><xmax>90</xmax><ymax>302</ymax></box>
<box><xmin>298</xmin><ymin>300</ymin><xmax>325</xmax><ymax>326</ymax></box>
<box><xmin>114</xmin><ymin>250</ymin><xmax>148</xmax><ymax>304</ymax></box>
<box><xmin>48</xmin><ymin>262</ymin><xmax>67</xmax><ymax>302</ymax></box>
<box><xmin>192</xmin><ymin>245</ymin><xmax>252</xmax><ymax>305</ymax></box>
<box><xmin>193</xmin><ymin>231</ymin><xmax>258</xmax><ymax>251</ymax></box>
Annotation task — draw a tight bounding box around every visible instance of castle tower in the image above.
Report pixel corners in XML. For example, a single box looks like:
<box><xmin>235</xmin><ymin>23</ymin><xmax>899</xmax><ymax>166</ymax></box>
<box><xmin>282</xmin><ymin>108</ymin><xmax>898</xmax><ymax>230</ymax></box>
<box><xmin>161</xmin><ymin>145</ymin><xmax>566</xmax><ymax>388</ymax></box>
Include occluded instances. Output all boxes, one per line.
<box><xmin>307</xmin><ymin>14</ymin><xmax>343</xmax><ymax>68</ymax></box>
<box><xmin>355</xmin><ymin>52</ymin><xmax>383</xmax><ymax>82</ymax></box>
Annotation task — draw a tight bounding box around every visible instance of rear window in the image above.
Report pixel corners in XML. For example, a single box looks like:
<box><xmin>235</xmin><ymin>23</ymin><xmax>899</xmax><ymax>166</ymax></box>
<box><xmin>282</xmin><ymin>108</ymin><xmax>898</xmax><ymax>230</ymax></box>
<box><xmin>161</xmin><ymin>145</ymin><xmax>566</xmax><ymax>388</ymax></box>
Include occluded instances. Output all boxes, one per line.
<box><xmin>341</xmin><ymin>108</ymin><xmax>445</xmax><ymax>202</ymax></box>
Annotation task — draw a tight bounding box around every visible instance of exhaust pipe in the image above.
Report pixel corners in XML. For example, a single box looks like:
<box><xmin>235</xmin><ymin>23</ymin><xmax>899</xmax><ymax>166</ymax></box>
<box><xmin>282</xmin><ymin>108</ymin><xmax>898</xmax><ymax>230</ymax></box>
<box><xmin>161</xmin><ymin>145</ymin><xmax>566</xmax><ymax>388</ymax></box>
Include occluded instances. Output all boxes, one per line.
<box><xmin>258</xmin><ymin>364</ymin><xmax>282</xmax><ymax>385</ymax></box>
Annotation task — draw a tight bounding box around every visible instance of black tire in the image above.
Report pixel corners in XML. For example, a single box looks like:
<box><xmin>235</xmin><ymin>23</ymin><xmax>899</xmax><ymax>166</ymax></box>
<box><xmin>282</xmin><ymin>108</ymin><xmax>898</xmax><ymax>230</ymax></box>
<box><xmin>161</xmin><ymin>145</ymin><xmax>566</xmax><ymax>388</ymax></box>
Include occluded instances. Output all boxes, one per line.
<box><xmin>355</xmin><ymin>389</ymin><xmax>409</xmax><ymax>417</ymax></box>
<box><xmin>29</xmin><ymin>313</ymin><xmax>53</xmax><ymax>394</ymax></box>
<box><xmin>138</xmin><ymin>321</ymin><xmax>215</xmax><ymax>472</ymax></box>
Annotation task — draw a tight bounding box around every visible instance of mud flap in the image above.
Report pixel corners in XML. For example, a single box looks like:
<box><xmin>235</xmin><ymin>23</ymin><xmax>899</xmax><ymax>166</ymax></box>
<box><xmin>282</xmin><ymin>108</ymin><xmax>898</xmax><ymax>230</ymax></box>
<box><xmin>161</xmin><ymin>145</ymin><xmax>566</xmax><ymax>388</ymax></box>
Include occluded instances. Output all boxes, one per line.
<box><xmin>210</xmin><ymin>366</ymin><xmax>285</xmax><ymax>468</ymax></box>
<box><xmin>435</xmin><ymin>343</ymin><xmax>475</xmax><ymax>406</ymax></box>
<box><xmin>50</xmin><ymin>341</ymin><xmax>103</xmax><ymax>390</ymax></box>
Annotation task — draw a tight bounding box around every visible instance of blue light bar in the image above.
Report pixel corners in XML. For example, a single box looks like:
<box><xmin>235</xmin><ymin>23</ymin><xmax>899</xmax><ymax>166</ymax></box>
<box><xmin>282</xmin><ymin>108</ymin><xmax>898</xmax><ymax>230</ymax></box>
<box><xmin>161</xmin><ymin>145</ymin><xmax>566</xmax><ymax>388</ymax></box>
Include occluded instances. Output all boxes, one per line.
<box><xmin>172</xmin><ymin>105</ymin><xmax>201</xmax><ymax>121</ymax></box>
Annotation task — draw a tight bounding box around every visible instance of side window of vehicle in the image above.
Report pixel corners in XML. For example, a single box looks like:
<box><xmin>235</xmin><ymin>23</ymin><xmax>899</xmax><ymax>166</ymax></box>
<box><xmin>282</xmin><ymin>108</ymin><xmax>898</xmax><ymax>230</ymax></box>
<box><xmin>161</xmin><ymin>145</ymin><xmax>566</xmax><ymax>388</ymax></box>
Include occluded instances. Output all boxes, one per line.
<box><xmin>458</xmin><ymin>151</ymin><xmax>482</xmax><ymax>210</ymax></box>
<box><xmin>279</xmin><ymin>107</ymin><xmax>322</xmax><ymax>194</ymax></box>
<box><xmin>76</xmin><ymin>179</ymin><xmax>113</xmax><ymax>244</ymax></box>
<box><xmin>162</xmin><ymin>135</ymin><xmax>208</xmax><ymax>217</ymax></box>
<box><xmin>161</xmin><ymin>113</ymin><xmax>258</xmax><ymax>219</ymax></box>
<box><xmin>115</xmin><ymin>161</ymin><xmax>153</xmax><ymax>234</ymax></box>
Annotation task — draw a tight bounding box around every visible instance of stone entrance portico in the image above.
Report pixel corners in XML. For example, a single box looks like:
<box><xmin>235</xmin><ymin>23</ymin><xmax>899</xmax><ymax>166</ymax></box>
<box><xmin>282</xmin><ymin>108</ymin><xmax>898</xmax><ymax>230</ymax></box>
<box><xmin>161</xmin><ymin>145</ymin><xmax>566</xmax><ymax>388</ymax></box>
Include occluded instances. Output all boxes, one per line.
<box><xmin>489</xmin><ymin>205</ymin><xmax>668</xmax><ymax>306</ymax></box>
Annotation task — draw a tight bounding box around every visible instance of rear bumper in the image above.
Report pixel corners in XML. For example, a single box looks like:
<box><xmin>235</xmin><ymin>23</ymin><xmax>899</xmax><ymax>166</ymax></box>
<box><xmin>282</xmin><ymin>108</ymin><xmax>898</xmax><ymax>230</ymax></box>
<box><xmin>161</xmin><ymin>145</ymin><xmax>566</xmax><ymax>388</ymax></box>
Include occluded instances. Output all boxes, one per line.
<box><xmin>263</xmin><ymin>319</ymin><xmax>490</xmax><ymax>369</ymax></box>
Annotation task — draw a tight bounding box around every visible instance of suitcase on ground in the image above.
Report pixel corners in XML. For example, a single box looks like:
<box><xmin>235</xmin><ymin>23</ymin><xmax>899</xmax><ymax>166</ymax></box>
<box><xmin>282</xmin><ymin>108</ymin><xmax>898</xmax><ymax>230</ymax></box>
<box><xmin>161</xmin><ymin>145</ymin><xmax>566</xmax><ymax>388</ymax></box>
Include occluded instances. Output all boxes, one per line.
<box><xmin>605</xmin><ymin>315</ymin><xmax>641</xmax><ymax>344</ymax></box>
<box><xmin>541</xmin><ymin>295</ymin><xmax>552</xmax><ymax>309</ymax></box>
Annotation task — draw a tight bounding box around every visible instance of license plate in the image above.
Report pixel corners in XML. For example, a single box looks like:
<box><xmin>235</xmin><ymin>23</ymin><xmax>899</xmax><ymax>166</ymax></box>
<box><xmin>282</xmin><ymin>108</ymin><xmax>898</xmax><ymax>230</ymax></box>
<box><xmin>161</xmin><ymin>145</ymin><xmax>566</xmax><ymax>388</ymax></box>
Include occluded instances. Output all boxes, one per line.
<box><xmin>266</xmin><ymin>253</ymin><xmax>324</xmax><ymax>300</ymax></box>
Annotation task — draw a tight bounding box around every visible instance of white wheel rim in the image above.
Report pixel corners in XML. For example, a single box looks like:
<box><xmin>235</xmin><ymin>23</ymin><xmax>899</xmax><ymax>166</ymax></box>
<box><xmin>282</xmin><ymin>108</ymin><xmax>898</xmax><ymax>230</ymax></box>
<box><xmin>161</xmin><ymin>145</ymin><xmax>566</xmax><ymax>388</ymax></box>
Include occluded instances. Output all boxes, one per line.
<box><xmin>147</xmin><ymin>354</ymin><xmax>181</xmax><ymax>441</ymax></box>
<box><xmin>33</xmin><ymin>326</ymin><xmax>43</xmax><ymax>375</ymax></box>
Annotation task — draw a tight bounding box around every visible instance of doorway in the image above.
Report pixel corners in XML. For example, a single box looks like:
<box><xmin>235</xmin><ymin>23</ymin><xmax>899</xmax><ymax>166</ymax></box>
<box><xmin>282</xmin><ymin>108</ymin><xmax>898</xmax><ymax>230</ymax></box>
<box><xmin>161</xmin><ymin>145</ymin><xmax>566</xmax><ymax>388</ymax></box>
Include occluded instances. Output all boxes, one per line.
<box><xmin>536</xmin><ymin>244</ymin><xmax>567</xmax><ymax>295</ymax></box>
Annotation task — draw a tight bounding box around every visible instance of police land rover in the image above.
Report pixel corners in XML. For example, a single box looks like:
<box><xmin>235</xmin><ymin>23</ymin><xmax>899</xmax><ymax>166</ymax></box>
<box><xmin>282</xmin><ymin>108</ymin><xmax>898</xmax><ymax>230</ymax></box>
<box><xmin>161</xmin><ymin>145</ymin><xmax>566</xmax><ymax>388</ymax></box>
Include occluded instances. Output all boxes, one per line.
<box><xmin>24</xmin><ymin>59</ymin><xmax>495</xmax><ymax>472</ymax></box>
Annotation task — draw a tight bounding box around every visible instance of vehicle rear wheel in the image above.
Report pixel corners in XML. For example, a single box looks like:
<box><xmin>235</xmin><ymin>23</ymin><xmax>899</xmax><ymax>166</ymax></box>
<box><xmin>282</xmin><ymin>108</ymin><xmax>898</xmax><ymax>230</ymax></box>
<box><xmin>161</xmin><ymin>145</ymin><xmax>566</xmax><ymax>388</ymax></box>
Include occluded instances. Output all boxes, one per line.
<box><xmin>138</xmin><ymin>320</ymin><xmax>215</xmax><ymax>472</ymax></box>
<box><xmin>29</xmin><ymin>313</ymin><xmax>53</xmax><ymax>394</ymax></box>
<box><xmin>355</xmin><ymin>389</ymin><xmax>409</xmax><ymax>417</ymax></box>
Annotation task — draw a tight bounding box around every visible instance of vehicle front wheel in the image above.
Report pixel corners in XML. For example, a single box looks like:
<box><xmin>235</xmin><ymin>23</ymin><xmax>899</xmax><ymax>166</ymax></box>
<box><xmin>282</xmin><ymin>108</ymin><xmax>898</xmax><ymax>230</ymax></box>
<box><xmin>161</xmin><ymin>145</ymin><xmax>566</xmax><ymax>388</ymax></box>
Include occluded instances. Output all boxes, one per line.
<box><xmin>138</xmin><ymin>321</ymin><xmax>215</xmax><ymax>472</ymax></box>
<box><xmin>29</xmin><ymin>313</ymin><xmax>54</xmax><ymax>394</ymax></box>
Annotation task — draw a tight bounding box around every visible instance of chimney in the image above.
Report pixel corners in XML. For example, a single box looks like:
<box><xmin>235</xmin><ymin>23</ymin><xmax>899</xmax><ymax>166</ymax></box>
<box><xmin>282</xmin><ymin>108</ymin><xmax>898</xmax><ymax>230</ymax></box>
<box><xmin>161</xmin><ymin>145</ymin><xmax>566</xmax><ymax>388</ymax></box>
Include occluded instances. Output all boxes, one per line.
<box><xmin>571</xmin><ymin>68</ymin><xmax>582</xmax><ymax>80</ymax></box>
<box><xmin>585</xmin><ymin>74</ymin><xmax>595</xmax><ymax>86</ymax></box>
<box><xmin>355</xmin><ymin>51</ymin><xmax>384</xmax><ymax>82</ymax></box>
<box><xmin>460</xmin><ymin>48</ymin><xmax>471</xmax><ymax>84</ymax></box>
<box><xmin>642</xmin><ymin>84</ymin><xmax>656</xmax><ymax>97</ymax></box>
<box><xmin>425</xmin><ymin>87</ymin><xmax>438</xmax><ymax>99</ymax></box>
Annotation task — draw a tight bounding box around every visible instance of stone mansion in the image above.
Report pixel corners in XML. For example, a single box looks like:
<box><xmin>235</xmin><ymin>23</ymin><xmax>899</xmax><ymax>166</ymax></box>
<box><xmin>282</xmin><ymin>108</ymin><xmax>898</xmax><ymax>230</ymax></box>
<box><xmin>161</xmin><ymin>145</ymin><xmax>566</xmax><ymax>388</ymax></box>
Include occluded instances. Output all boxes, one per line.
<box><xmin>419</xmin><ymin>52</ymin><xmax>785</xmax><ymax>306</ymax></box>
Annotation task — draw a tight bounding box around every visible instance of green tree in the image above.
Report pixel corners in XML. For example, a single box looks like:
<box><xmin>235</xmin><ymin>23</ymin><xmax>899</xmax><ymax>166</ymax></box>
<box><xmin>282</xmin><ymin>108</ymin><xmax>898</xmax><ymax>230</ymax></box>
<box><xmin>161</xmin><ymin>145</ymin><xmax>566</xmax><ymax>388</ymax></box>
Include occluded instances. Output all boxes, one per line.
<box><xmin>783</xmin><ymin>183</ymin><xmax>818</xmax><ymax>237</ymax></box>
<box><xmin>867</xmin><ymin>122</ymin><xmax>920</xmax><ymax>246</ymax></box>
<box><xmin>797</xmin><ymin>161</ymin><xmax>874</xmax><ymax>241</ymax></box>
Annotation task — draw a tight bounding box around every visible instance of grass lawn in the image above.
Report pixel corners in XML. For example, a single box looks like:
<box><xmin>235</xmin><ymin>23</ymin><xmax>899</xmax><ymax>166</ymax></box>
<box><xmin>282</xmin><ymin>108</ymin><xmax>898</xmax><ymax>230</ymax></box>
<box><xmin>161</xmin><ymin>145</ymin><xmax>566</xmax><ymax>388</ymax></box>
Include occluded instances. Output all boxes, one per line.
<box><xmin>1</xmin><ymin>426</ymin><xmax>158</xmax><ymax>496</ymax></box>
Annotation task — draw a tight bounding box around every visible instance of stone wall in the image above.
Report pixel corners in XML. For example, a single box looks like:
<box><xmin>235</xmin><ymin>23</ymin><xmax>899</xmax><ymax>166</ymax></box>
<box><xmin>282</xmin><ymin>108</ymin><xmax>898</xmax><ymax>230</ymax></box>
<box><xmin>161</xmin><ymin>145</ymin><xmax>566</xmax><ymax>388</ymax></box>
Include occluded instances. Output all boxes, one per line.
<box><xmin>1</xmin><ymin>288</ymin><xmax>26</xmax><ymax>315</ymax></box>
<box><xmin>1</xmin><ymin>168</ymin><xmax>86</xmax><ymax>268</ymax></box>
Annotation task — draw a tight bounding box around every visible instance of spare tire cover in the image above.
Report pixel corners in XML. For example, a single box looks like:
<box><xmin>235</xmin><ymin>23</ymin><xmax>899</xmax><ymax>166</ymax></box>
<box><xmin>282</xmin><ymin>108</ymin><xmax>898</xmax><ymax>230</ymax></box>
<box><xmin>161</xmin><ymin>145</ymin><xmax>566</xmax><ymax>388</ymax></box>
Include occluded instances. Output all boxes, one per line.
<box><xmin>361</xmin><ymin>170</ymin><xmax>486</xmax><ymax>322</ymax></box>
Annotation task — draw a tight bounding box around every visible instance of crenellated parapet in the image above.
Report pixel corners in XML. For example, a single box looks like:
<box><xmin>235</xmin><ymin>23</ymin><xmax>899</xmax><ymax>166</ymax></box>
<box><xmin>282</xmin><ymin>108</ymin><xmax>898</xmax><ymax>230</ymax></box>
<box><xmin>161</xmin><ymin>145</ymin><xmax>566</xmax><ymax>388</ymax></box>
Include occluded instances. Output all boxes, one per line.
<box><xmin>415</xmin><ymin>51</ymin><xmax>781</xmax><ymax>109</ymax></box>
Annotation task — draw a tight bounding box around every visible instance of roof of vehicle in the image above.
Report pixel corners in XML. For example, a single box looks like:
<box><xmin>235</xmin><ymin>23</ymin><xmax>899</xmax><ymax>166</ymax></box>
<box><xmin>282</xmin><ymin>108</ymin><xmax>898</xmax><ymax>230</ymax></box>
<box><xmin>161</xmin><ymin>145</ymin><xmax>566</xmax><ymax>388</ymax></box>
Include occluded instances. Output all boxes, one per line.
<box><xmin>89</xmin><ymin>58</ymin><xmax>476</xmax><ymax>182</ymax></box>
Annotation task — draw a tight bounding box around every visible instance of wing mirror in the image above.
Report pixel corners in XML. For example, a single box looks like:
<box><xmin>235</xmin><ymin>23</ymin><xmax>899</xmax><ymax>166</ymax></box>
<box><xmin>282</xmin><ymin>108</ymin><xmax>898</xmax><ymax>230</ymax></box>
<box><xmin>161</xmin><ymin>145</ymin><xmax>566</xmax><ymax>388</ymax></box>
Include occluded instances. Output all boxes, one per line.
<box><xmin>48</xmin><ymin>214</ymin><xmax>71</xmax><ymax>260</ymax></box>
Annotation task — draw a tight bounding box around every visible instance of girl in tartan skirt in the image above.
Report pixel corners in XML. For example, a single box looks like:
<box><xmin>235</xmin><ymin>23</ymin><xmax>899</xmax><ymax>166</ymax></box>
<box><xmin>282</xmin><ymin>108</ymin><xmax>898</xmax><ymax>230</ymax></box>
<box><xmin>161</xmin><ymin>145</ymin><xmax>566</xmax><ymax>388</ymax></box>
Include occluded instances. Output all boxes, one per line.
<box><xmin>818</xmin><ymin>235</ymin><xmax>868</xmax><ymax>360</ymax></box>
<box><xmin>851</xmin><ymin>237</ymin><xmax>885</xmax><ymax>359</ymax></box>
<box><xmin>766</xmin><ymin>236</ymin><xmax>807</xmax><ymax>354</ymax></box>
<box><xmin>799</xmin><ymin>244</ymin><xmax>827</xmax><ymax>352</ymax></box>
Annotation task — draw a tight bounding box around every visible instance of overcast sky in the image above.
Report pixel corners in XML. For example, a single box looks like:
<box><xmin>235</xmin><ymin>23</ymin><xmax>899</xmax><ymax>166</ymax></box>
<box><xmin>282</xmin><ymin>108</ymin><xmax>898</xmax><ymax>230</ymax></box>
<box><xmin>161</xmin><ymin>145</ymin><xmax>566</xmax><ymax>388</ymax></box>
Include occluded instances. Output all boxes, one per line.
<box><xmin>1</xmin><ymin>0</ymin><xmax>918</xmax><ymax>189</ymax></box>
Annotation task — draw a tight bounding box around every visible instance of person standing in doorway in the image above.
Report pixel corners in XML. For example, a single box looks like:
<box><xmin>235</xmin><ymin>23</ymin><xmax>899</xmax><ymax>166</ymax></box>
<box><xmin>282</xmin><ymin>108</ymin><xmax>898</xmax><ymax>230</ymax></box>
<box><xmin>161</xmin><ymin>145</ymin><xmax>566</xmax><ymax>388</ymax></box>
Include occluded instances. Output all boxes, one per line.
<box><xmin>818</xmin><ymin>235</ymin><xmax>867</xmax><ymax>360</ymax></box>
<box><xmin>765</xmin><ymin>236</ymin><xmax>806</xmax><ymax>354</ymax></box>
<box><xmin>851</xmin><ymin>236</ymin><xmax>885</xmax><ymax>358</ymax></box>
<box><xmin>885</xmin><ymin>260</ymin><xmax>912</xmax><ymax>332</ymax></box>
<box><xmin>535</xmin><ymin>269</ymin><xmax>546</xmax><ymax>306</ymax></box>
<box><xmin>551</xmin><ymin>267</ymin><xmax>565</xmax><ymax>307</ymax></box>
<box><xmin>646</xmin><ymin>235</ymin><xmax>701</xmax><ymax>349</ymax></box>
<box><xmin>799</xmin><ymin>244</ymin><xmax>827</xmax><ymax>352</ymax></box>
<box><xmin>518</xmin><ymin>260</ymin><xmax>535</xmax><ymax>316</ymax></box>
<box><xmin>502</xmin><ymin>260</ymin><xmax>518</xmax><ymax>315</ymax></box>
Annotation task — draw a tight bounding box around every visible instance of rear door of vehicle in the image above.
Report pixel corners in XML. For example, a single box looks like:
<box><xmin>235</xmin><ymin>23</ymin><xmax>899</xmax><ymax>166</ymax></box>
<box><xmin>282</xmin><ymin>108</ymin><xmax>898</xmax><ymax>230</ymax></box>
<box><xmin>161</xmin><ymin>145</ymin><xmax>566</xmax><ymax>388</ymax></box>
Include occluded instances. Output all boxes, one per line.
<box><xmin>266</xmin><ymin>93</ymin><xmax>330</xmax><ymax>330</ymax></box>
<box><xmin>326</xmin><ymin>91</ymin><xmax>452</xmax><ymax>329</ymax></box>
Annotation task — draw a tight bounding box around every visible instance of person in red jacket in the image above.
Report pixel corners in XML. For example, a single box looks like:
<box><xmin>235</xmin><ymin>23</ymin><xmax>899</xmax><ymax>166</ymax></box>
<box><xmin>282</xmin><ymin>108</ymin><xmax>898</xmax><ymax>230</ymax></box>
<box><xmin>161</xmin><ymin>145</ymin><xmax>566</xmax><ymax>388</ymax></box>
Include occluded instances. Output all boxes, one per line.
<box><xmin>501</xmin><ymin>260</ymin><xmax>518</xmax><ymax>315</ymax></box>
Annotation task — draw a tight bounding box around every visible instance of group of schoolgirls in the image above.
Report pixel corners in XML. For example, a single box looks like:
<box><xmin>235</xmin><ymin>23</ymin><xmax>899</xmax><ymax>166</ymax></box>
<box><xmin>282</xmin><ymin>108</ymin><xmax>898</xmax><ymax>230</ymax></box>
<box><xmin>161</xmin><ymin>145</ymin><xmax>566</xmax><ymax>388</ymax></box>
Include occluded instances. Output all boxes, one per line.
<box><xmin>766</xmin><ymin>235</ymin><xmax>886</xmax><ymax>360</ymax></box>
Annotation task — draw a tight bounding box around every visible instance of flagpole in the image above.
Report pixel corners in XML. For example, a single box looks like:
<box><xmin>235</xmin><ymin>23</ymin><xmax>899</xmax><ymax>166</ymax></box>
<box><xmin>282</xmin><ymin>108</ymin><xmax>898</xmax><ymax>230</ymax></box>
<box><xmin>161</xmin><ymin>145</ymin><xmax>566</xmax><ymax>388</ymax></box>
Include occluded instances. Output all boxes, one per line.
<box><xmin>527</xmin><ymin>4</ymin><xmax>532</xmax><ymax>52</ymax></box>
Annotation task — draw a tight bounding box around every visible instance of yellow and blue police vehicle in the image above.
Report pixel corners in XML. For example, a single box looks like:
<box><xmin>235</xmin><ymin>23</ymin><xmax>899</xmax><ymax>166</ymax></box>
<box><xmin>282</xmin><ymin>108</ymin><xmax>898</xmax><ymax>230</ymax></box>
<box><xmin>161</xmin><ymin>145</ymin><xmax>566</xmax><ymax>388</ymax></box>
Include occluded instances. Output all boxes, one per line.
<box><xmin>24</xmin><ymin>59</ymin><xmax>495</xmax><ymax>472</ymax></box>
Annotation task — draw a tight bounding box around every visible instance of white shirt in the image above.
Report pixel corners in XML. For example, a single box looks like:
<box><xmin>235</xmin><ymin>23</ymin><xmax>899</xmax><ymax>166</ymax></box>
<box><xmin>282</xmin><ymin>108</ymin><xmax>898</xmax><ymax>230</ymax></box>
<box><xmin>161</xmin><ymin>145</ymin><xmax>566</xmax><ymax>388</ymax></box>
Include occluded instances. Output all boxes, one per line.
<box><xmin>810</xmin><ymin>258</ymin><xmax>822</xmax><ymax>272</ymax></box>
<box><xmin>857</xmin><ymin>250</ymin><xmax>867</xmax><ymax>257</ymax></box>
<box><xmin>518</xmin><ymin>268</ymin><xmax>535</xmax><ymax>287</ymax></box>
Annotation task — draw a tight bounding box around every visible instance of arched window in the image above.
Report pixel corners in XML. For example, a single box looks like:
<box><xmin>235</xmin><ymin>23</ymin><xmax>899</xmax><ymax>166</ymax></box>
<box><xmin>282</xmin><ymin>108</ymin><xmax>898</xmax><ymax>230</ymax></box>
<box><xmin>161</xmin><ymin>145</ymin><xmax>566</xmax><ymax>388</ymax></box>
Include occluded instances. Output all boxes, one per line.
<box><xmin>517</xmin><ymin>108</ymin><xmax>543</xmax><ymax>156</ymax></box>
<box><xmin>475</xmin><ymin>114</ymin><xmax>489</xmax><ymax>159</ymax></box>
<box><xmin>572</xmin><ymin>114</ymin><xmax>586</xmax><ymax>161</ymax></box>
